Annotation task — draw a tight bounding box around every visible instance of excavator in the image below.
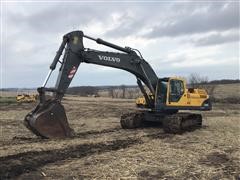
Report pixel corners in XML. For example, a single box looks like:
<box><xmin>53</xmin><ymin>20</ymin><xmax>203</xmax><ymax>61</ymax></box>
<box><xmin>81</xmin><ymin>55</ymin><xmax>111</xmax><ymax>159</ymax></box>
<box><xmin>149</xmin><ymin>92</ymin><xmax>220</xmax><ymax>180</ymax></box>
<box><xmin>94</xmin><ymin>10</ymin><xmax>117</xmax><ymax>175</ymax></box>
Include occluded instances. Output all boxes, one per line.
<box><xmin>16</xmin><ymin>94</ymin><xmax>38</xmax><ymax>103</ymax></box>
<box><xmin>24</xmin><ymin>31</ymin><xmax>211</xmax><ymax>138</ymax></box>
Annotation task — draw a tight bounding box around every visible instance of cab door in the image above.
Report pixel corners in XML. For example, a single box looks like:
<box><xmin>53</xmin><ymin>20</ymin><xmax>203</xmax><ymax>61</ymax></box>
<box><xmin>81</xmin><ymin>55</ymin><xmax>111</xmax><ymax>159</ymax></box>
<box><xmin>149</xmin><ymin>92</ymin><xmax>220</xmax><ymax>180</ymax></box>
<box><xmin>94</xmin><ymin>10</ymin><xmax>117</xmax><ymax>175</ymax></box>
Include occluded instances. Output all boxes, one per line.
<box><xmin>155</xmin><ymin>79</ymin><xmax>168</xmax><ymax>110</ymax></box>
<box><xmin>168</xmin><ymin>79</ymin><xmax>186</xmax><ymax>105</ymax></box>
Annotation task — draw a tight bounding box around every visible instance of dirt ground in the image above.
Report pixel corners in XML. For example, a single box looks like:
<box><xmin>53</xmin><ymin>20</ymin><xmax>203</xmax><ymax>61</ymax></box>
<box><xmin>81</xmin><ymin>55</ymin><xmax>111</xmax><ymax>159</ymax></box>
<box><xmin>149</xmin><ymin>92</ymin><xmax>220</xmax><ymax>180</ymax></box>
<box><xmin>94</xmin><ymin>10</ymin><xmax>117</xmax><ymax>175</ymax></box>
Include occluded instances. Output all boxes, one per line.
<box><xmin>0</xmin><ymin>96</ymin><xmax>239</xmax><ymax>179</ymax></box>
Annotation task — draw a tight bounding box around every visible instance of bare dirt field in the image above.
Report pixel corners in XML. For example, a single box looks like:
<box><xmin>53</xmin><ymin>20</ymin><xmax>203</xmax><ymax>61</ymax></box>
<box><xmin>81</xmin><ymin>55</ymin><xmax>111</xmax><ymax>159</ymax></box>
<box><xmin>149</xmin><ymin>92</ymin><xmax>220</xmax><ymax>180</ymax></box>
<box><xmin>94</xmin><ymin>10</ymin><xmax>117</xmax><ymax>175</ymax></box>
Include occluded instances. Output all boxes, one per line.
<box><xmin>0</xmin><ymin>96</ymin><xmax>239</xmax><ymax>179</ymax></box>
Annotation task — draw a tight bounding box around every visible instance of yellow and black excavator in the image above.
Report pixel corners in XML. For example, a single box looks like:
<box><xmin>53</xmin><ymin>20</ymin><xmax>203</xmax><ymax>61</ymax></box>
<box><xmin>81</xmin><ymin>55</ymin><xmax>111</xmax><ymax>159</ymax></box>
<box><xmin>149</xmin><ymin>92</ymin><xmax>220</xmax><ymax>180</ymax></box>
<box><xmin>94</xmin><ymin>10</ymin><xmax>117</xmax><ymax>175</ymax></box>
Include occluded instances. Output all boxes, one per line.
<box><xmin>16</xmin><ymin>94</ymin><xmax>37</xmax><ymax>103</ymax></box>
<box><xmin>24</xmin><ymin>31</ymin><xmax>211</xmax><ymax>138</ymax></box>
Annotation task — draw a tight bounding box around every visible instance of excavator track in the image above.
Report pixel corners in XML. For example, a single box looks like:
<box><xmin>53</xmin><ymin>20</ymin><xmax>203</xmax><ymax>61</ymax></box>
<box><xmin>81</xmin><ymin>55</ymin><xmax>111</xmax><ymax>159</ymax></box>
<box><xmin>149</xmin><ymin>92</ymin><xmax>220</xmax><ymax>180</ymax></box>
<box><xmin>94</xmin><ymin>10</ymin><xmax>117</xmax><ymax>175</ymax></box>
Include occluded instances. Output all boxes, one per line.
<box><xmin>162</xmin><ymin>113</ymin><xmax>202</xmax><ymax>134</ymax></box>
<box><xmin>120</xmin><ymin>111</ymin><xmax>145</xmax><ymax>129</ymax></box>
<box><xmin>120</xmin><ymin>111</ymin><xmax>202</xmax><ymax>134</ymax></box>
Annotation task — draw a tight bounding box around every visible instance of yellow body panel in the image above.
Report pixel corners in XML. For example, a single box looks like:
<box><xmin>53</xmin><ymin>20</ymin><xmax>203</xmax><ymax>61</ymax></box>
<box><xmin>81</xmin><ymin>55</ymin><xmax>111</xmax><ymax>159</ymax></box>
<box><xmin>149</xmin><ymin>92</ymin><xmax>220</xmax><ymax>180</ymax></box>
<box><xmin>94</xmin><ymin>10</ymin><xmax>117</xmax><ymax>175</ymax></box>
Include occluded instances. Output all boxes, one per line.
<box><xmin>136</xmin><ymin>77</ymin><xmax>209</xmax><ymax>108</ymax></box>
<box><xmin>166</xmin><ymin>77</ymin><xmax>209</xmax><ymax>107</ymax></box>
<box><xmin>166</xmin><ymin>88</ymin><xmax>208</xmax><ymax>107</ymax></box>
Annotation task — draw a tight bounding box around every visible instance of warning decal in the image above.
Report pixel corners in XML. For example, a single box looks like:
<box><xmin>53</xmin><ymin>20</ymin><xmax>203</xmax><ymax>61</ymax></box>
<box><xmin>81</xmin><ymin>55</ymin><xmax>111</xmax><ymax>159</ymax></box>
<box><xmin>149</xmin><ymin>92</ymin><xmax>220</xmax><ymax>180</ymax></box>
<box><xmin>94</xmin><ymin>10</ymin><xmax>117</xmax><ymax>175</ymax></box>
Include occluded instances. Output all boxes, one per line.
<box><xmin>68</xmin><ymin>66</ymin><xmax>77</xmax><ymax>79</ymax></box>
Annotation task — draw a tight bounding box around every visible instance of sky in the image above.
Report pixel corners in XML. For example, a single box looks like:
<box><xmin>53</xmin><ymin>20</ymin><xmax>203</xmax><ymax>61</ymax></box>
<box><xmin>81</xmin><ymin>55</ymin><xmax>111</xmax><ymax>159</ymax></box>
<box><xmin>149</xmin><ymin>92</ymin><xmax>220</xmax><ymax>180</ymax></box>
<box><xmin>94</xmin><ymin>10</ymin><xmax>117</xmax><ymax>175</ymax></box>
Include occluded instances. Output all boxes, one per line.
<box><xmin>0</xmin><ymin>1</ymin><xmax>239</xmax><ymax>88</ymax></box>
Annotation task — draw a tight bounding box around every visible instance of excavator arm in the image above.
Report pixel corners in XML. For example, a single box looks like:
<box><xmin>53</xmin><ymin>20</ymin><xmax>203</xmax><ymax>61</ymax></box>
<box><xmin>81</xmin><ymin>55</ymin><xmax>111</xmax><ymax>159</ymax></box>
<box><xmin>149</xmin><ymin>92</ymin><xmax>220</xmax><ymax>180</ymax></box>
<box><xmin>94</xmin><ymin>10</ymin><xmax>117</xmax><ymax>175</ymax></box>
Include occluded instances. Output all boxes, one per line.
<box><xmin>43</xmin><ymin>31</ymin><xmax>157</xmax><ymax>105</ymax></box>
<box><xmin>24</xmin><ymin>31</ymin><xmax>158</xmax><ymax>138</ymax></box>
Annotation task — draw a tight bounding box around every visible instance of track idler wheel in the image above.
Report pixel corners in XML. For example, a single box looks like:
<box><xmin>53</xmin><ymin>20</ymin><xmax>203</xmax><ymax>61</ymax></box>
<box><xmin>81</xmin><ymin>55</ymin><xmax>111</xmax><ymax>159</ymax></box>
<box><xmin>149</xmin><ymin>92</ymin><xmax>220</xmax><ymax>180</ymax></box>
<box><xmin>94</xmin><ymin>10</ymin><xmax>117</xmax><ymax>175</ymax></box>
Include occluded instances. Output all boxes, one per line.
<box><xmin>120</xmin><ymin>112</ymin><xmax>144</xmax><ymax>129</ymax></box>
<box><xmin>24</xmin><ymin>100</ymin><xmax>74</xmax><ymax>138</ymax></box>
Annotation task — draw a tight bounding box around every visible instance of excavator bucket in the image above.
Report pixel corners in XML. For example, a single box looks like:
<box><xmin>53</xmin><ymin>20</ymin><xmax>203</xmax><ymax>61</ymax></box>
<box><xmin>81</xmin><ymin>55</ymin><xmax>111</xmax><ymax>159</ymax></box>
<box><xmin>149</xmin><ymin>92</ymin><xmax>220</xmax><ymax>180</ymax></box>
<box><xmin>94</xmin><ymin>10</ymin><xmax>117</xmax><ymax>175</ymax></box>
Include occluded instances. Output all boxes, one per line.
<box><xmin>24</xmin><ymin>100</ymin><xmax>74</xmax><ymax>138</ymax></box>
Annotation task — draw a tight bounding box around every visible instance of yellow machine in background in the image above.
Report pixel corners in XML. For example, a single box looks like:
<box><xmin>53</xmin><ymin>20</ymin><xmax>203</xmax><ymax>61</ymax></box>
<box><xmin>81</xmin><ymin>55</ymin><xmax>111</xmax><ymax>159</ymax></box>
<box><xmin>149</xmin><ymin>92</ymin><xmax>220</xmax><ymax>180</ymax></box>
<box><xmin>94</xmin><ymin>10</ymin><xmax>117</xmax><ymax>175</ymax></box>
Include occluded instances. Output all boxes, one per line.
<box><xmin>136</xmin><ymin>77</ymin><xmax>210</xmax><ymax>109</ymax></box>
<box><xmin>16</xmin><ymin>94</ymin><xmax>38</xmax><ymax>103</ymax></box>
<box><xmin>136</xmin><ymin>94</ymin><xmax>154</xmax><ymax>108</ymax></box>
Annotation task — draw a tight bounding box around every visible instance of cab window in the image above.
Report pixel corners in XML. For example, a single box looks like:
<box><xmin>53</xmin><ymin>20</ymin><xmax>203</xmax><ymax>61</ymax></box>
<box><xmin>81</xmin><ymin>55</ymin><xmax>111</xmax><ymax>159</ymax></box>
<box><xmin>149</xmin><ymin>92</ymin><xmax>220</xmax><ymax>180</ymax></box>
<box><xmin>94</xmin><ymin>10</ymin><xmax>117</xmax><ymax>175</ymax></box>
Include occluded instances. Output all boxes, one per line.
<box><xmin>169</xmin><ymin>80</ymin><xmax>184</xmax><ymax>102</ymax></box>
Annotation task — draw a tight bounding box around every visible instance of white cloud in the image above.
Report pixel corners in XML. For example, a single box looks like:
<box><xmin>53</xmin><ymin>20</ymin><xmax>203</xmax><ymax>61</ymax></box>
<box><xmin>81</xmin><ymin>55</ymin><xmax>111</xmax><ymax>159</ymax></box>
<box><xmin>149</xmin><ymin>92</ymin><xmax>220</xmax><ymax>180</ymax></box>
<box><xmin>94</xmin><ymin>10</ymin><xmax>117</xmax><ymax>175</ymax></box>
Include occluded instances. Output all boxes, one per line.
<box><xmin>172</xmin><ymin>58</ymin><xmax>225</xmax><ymax>67</ymax></box>
<box><xmin>1</xmin><ymin>1</ymin><xmax>239</xmax><ymax>88</ymax></box>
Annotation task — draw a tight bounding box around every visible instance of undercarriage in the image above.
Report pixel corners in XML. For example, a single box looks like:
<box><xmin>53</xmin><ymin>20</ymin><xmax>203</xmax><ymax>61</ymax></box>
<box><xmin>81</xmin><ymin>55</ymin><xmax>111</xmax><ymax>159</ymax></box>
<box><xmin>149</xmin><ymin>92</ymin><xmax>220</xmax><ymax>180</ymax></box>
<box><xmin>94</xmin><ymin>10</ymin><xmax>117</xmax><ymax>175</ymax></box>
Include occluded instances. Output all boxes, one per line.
<box><xmin>120</xmin><ymin>111</ymin><xmax>202</xmax><ymax>134</ymax></box>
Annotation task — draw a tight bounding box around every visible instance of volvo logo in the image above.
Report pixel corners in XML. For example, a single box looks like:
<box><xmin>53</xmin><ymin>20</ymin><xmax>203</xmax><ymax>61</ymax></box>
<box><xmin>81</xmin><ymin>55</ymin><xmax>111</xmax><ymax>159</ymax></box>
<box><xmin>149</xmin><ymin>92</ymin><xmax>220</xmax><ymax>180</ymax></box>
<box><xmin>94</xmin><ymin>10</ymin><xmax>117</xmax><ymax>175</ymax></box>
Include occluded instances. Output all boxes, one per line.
<box><xmin>98</xmin><ymin>55</ymin><xmax>120</xmax><ymax>63</ymax></box>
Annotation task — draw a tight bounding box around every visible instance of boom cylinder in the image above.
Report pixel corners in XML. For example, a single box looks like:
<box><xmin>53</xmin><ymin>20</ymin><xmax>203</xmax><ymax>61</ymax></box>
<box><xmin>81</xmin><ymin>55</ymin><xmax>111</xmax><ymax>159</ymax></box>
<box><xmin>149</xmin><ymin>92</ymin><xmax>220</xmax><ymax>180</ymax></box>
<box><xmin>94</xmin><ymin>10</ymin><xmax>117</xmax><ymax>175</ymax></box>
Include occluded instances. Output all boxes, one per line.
<box><xmin>84</xmin><ymin>34</ymin><xmax>132</xmax><ymax>54</ymax></box>
<box><xmin>96</xmin><ymin>38</ymin><xmax>132</xmax><ymax>53</ymax></box>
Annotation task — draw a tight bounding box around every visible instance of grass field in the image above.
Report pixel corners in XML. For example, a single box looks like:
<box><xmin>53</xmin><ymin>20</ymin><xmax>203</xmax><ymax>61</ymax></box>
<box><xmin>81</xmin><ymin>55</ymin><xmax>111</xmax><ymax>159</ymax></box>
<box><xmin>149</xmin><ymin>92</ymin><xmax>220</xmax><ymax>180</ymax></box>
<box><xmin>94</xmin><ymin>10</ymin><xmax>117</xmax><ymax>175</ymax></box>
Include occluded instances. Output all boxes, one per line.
<box><xmin>0</xmin><ymin>97</ymin><xmax>16</xmax><ymax>104</ymax></box>
<box><xmin>0</xmin><ymin>95</ymin><xmax>239</xmax><ymax>179</ymax></box>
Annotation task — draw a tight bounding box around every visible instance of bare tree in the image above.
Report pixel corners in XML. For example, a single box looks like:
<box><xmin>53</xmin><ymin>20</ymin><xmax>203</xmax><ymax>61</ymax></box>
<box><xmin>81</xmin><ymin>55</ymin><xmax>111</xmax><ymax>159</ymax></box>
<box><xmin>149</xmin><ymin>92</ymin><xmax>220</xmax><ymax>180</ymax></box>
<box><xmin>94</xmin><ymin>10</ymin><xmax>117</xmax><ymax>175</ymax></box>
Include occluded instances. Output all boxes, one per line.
<box><xmin>207</xmin><ymin>85</ymin><xmax>216</xmax><ymax>100</ymax></box>
<box><xmin>120</xmin><ymin>85</ymin><xmax>126</xmax><ymax>98</ymax></box>
<box><xmin>108</xmin><ymin>87</ymin><xmax>114</xmax><ymax>98</ymax></box>
<box><xmin>113</xmin><ymin>89</ymin><xmax>119</xmax><ymax>98</ymax></box>
<box><xmin>128</xmin><ymin>89</ymin><xmax>134</xmax><ymax>99</ymax></box>
<box><xmin>67</xmin><ymin>86</ymin><xmax>98</xmax><ymax>96</ymax></box>
<box><xmin>127</xmin><ymin>88</ymin><xmax>142</xmax><ymax>99</ymax></box>
<box><xmin>188</xmin><ymin>73</ymin><xmax>215</xmax><ymax>99</ymax></box>
<box><xmin>188</xmin><ymin>73</ymin><xmax>208</xmax><ymax>88</ymax></box>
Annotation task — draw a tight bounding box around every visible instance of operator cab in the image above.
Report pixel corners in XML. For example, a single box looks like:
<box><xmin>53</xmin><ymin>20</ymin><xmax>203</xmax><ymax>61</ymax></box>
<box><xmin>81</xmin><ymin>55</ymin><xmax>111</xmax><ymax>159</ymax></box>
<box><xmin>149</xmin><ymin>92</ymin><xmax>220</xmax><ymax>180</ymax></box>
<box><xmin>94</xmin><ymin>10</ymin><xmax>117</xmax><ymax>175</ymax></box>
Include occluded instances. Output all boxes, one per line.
<box><xmin>155</xmin><ymin>77</ymin><xmax>211</xmax><ymax>111</ymax></box>
<box><xmin>155</xmin><ymin>77</ymin><xmax>185</xmax><ymax>111</ymax></box>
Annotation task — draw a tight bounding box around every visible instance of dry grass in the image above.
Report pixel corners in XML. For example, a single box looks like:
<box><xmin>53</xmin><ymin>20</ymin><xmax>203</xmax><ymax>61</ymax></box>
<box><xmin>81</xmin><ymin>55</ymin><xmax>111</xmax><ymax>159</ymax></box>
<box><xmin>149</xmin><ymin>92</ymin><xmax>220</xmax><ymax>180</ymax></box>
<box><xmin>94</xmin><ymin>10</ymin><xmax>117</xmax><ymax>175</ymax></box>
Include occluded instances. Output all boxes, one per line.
<box><xmin>0</xmin><ymin>96</ymin><xmax>239</xmax><ymax>179</ymax></box>
<box><xmin>0</xmin><ymin>97</ymin><xmax>16</xmax><ymax>104</ymax></box>
<box><xmin>213</xmin><ymin>83</ymin><xmax>240</xmax><ymax>99</ymax></box>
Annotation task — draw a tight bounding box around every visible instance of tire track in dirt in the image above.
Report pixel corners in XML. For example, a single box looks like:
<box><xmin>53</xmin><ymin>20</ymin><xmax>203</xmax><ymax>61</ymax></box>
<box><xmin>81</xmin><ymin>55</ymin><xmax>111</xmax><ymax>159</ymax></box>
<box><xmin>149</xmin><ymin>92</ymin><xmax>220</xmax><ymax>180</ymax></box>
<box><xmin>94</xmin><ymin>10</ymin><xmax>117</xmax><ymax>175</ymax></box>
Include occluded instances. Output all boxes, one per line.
<box><xmin>0</xmin><ymin>127</ymin><xmax>122</xmax><ymax>147</ymax></box>
<box><xmin>74</xmin><ymin>127</ymin><xmax>122</xmax><ymax>137</ymax></box>
<box><xmin>1</xmin><ymin>121</ymin><xmax>162</xmax><ymax>146</ymax></box>
<box><xmin>0</xmin><ymin>138</ymin><xmax>143</xmax><ymax>179</ymax></box>
<box><xmin>198</xmin><ymin>152</ymin><xmax>240</xmax><ymax>178</ymax></box>
<box><xmin>1</xmin><ymin>122</ymin><xmax>175</xmax><ymax>147</ymax></box>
